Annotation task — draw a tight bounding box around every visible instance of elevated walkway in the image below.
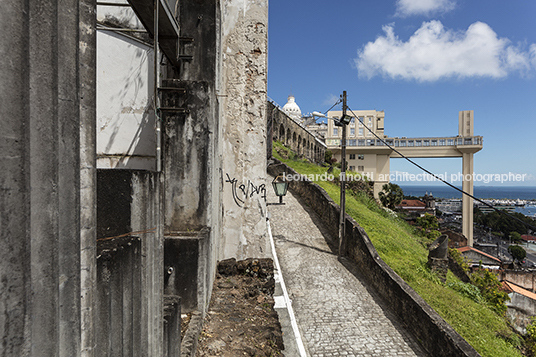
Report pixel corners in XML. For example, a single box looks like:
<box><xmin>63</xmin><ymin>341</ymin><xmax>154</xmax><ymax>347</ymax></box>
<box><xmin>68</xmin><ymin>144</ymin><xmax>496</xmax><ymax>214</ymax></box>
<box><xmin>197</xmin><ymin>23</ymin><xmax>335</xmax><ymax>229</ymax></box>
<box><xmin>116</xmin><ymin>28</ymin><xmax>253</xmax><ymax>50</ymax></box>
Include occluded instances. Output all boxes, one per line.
<box><xmin>326</xmin><ymin>135</ymin><xmax>483</xmax><ymax>157</ymax></box>
<box><xmin>267</xmin><ymin>183</ymin><xmax>428</xmax><ymax>356</ymax></box>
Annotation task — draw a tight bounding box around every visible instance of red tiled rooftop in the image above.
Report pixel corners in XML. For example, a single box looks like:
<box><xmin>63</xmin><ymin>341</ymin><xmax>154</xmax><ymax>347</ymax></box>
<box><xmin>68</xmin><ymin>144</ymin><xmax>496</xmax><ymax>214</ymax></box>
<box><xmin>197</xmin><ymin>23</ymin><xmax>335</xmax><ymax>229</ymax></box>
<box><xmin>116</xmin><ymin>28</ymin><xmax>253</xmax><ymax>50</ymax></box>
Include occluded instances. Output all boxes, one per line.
<box><xmin>522</xmin><ymin>235</ymin><xmax>536</xmax><ymax>241</ymax></box>
<box><xmin>504</xmin><ymin>281</ymin><xmax>536</xmax><ymax>301</ymax></box>
<box><xmin>397</xmin><ymin>200</ymin><xmax>426</xmax><ymax>208</ymax></box>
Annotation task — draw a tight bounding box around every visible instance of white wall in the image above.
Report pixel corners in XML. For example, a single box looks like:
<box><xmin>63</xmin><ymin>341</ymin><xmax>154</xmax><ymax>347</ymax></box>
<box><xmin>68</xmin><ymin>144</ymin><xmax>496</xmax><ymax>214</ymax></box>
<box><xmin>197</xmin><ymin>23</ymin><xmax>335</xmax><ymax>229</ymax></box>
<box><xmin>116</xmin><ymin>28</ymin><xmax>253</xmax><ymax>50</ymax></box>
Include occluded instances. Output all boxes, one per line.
<box><xmin>96</xmin><ymin>30</ymin><xmax>156</xmax><ymax>170</ymax></box>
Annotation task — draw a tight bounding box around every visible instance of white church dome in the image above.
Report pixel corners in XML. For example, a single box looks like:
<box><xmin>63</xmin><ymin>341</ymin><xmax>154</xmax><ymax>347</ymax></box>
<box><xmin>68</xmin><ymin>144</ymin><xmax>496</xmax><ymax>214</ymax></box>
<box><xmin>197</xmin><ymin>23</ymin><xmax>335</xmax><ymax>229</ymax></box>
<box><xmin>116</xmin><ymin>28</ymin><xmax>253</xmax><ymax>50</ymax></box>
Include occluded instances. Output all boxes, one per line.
<box><xmin>282</xmin><ymin>95</ymin><xmax>302</xmax><ymax>121</ymax></box>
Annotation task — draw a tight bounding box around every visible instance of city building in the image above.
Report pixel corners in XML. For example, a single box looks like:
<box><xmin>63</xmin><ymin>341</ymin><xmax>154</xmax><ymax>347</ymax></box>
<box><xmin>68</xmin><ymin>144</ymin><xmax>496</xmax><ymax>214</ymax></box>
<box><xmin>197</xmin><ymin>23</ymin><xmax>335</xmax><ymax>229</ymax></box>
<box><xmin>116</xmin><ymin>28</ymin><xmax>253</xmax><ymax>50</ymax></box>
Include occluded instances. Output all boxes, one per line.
<box><xmin>325</xmin><ymin>109</ymin><xmax>483</xmax><ymax>245</ymax></box>
<box><xmin>305</xmin><ymin>121</ymin><xmax>328</xmax><ymax>140</ymax></box>
<box><xmin>478</xmin><ymin>205</ymin><xmax>516</xmax><ymax>214</ymax></box>
<box><xmin>436</xmin><ymin>199</ymin><xmax>463</xmax><ymax>213</ymax></box>
<box><xmin>457</xmin><ymin>246</ymin><xmax>501</xmax><ymax>268</ymax></box>
<box><xmin>396</xmin><ymin>199</ymin><xmax>427</xmax><ymax>214</ymax></box>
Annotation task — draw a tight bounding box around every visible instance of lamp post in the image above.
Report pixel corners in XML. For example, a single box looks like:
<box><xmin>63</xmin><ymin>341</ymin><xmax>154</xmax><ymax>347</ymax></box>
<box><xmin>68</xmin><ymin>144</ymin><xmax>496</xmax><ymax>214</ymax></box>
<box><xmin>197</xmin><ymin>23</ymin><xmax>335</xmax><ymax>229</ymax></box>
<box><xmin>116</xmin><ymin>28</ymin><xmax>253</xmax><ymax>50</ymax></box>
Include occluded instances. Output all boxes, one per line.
<box><xmin>271</xmin><ymin>174</ymin><xmax>289</xmax><ymax>205</ymax></box>
<box><xmin>313</xmin><ymin>91</ymin><xmax>350</xmax><ymax>257</ymax></box>
<box><xmin>339</xmin><ymin>91</ymin><xmax>349</xmax><ymax>257</ymax></box>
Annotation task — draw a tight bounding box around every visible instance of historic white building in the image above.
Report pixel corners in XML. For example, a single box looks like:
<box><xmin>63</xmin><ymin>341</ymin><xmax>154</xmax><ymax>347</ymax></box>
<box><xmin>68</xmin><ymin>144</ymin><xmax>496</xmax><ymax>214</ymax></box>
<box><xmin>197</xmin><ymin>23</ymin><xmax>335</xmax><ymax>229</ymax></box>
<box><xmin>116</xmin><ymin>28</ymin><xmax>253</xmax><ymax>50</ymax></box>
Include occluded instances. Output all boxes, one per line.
<box><xmin>282</xmin><ymin>94</ymin><xmax>302</xmax><ymax>122</ymax></box>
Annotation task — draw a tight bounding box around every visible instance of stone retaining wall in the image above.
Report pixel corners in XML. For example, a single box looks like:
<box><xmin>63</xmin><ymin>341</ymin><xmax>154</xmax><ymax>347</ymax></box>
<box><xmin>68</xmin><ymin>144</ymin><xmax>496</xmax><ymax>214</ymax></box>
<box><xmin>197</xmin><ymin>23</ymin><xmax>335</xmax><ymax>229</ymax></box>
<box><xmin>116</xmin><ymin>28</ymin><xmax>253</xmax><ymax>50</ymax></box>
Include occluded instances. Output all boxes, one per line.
<box><xmin>268</xmin><ymin>160</ymin><xmax>480</xmax><ymax>357</ymax></box>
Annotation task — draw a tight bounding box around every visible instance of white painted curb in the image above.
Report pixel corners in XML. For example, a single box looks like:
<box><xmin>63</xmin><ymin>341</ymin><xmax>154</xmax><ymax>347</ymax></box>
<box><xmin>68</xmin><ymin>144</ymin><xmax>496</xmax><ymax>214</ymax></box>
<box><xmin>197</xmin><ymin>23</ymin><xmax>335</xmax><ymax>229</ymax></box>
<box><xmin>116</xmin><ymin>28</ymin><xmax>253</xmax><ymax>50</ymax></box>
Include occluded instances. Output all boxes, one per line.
<box><xmin>267</xmin><ymin>218</ymin><xmax>308</xmax><ymax>357</ymax></box>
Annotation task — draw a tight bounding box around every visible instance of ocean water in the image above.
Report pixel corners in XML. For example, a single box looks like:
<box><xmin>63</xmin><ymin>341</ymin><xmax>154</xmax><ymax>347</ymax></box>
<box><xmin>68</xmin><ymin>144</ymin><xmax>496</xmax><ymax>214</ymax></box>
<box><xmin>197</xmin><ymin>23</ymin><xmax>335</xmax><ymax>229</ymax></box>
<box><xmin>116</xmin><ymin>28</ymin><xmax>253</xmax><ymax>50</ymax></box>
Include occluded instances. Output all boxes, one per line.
<box><xmin>399</xmin><ymin>185</ymin><xmax>536</xmax><ymax>200</ymax></box>
<box><xmin>399</xmin><ymin>185</ymin><xmax>536</xmax><ymax>217</ymax></box>
<box><xmin>400</xmin><ymin>185</ymin><xmax>536</xmax><ymax>217</ymax></box>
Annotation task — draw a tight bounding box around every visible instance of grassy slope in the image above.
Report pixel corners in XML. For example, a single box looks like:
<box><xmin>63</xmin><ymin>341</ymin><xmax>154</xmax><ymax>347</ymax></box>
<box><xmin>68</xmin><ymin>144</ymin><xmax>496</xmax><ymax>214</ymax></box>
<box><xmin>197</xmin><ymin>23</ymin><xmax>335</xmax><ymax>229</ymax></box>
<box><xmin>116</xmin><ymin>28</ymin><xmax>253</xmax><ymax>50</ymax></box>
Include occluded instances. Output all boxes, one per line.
<box><xmin>273</xmin><ymin>142</ymin><xmax>521</xmax><ymax>357</ymax></box>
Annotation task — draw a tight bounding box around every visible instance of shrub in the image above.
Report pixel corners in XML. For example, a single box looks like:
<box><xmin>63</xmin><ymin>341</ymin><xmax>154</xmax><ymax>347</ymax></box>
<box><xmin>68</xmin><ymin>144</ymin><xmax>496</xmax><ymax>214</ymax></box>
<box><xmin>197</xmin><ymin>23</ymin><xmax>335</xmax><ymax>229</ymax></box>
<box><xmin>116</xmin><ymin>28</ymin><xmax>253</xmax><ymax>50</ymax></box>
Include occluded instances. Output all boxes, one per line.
<box><xmin>470</xmin><ymin>269</ymin><xmax>510</xmax><ymax>315</ymax></box>
<box><xmin>449</xmin><ymin>247</ymin><xmax>470</xmax><ymax>273</ymax></box>
<box><xmin>447</xmin><ymin>281</ymin><xmax>483</xmax><ymax>304</ymax></box>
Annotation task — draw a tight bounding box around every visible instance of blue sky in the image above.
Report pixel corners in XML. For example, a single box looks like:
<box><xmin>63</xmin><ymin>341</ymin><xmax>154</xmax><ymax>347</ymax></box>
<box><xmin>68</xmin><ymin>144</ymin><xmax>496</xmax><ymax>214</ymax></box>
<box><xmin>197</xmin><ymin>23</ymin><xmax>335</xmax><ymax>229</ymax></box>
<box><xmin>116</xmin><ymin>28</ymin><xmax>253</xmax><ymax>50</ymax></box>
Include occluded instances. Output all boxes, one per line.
<box><xmin>268</xmin><ymin>0</ymin><xmax>536</xmax><ymax>186</ymax></box>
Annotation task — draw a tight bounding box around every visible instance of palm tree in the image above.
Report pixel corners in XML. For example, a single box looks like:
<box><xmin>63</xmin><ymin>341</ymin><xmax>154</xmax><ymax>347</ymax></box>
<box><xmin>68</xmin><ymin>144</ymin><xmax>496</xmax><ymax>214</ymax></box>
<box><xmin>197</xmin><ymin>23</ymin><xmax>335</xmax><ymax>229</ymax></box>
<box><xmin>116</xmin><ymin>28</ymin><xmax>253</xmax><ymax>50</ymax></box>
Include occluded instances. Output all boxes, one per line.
<box><xmin>378</xmin><ymin>183</ymin><xmax>404</xmax><ymax>210</ymax></box>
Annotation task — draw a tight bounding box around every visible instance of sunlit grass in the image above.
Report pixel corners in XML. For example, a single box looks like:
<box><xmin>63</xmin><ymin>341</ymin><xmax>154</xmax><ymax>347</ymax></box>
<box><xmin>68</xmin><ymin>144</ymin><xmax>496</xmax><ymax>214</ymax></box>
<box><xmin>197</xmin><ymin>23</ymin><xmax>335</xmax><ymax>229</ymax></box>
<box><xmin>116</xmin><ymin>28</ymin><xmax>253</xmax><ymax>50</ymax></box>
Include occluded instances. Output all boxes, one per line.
<box><xmin>274</xmin><ymin>144</ymin><xmax>522</xmax><ymax>357</ymax></box>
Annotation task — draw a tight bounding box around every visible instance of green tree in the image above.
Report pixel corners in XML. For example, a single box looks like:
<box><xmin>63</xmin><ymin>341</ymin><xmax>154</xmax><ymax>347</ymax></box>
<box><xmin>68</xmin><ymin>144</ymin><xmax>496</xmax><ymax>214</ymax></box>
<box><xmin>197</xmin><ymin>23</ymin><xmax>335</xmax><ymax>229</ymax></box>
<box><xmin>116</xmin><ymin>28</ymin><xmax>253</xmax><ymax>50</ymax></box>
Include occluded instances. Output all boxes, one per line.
<box><xmin>475</xmin><ymin>210</ymin><xmax>534</xmax><ymax>236</ymax></box>
<box><xmin>416</xmin><ymin>213</ymin><xmax>441</xmax><ymax>240</ymax></box>
<box><xmin>324</xmin><ymin>150</ymin><xmax>333</xmax><ymax>164</ymax></box>
<box><xmin>378</xmin><ymin>183</ymin><xmax>403</xmax><ymax>210</ymax></box>
<box><xmin>510</xmin><ymin>231</ymin><xmax>522</xmax><ymax>244</ymax></box>
<box><xmin>508</xmin><ymin>244</ymin><xmax>526</xmax><ymax>263</ymax></box>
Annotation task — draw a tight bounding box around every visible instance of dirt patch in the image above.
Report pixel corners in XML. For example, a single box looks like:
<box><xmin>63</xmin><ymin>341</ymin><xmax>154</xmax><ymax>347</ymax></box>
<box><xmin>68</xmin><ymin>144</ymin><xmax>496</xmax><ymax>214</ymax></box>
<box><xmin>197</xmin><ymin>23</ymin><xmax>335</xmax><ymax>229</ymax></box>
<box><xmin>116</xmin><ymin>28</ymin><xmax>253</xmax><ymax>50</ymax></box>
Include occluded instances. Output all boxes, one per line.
<box><xmin>182</xmin><ymin>313</ymin><xmax>192</xmax><ymax>339</ymax></box>
<box><xmin>195</xmin><ymin>258</ymin><xmax>285</xmax><ymax>357</ymax></box>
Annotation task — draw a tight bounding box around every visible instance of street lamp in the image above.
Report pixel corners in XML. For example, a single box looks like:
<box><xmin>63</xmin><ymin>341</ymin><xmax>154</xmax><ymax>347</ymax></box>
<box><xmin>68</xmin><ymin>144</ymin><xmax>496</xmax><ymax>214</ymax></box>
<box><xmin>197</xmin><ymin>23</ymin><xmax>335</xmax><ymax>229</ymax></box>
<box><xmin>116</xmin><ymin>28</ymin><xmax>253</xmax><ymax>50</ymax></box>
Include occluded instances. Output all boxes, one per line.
<box><xmin>271</xmin><ymin>174</ymin><xmax>289</xmax><ymax>205</ymax></box>
<box><xmin>313</xmin><ymin>91</ymin><xmax>349</xmax><ymax>257</ymax></box>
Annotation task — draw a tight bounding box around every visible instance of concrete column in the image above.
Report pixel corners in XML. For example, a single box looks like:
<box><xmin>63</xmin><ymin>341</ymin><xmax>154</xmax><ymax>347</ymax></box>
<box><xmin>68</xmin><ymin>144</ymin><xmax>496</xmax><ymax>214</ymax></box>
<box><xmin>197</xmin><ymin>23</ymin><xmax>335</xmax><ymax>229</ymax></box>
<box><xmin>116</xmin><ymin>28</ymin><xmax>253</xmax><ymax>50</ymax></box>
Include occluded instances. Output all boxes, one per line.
<box><xmin>374</xmin><ymin>154</ymin><xmax>390</xmax><ymax>199</ymax></box>
<box><xmin>80</xmin><ymin>0</ymin><xmax>97</xmax><ymax>356</ymax></box>
<box><xmin>220</xmin><ymin>0</ymin><xmax>269</xmax><ymax>260</ymax></box>
<box><xmin>0</xmin><ymin>1</ymin><xmax>30</xmax><ymax>355</ymax></box>
<box><xmin>1</xmin><ymin>0</ymin><xmax>94</xmax><ymax>354</ymax></box>
<box><xmin>462</xmin><ymin>152</ymin><xmax>474</xmax><ymax>246</ymax></box>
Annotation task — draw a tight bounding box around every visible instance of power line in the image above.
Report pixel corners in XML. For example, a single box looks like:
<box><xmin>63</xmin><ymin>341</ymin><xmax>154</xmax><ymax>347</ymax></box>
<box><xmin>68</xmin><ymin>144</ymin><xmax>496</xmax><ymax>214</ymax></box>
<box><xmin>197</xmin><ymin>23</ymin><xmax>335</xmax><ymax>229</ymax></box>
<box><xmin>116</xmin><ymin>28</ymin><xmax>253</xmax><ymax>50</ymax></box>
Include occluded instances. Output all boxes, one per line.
<box><xmin>324</xmin><ymin>98</ymin><xmax>342</xmax><ymax>115</ymax></box>
<box><xmin>345</xmin><ymin>106</ymin><xmax>536</xmax><ymax>233</ymax></box>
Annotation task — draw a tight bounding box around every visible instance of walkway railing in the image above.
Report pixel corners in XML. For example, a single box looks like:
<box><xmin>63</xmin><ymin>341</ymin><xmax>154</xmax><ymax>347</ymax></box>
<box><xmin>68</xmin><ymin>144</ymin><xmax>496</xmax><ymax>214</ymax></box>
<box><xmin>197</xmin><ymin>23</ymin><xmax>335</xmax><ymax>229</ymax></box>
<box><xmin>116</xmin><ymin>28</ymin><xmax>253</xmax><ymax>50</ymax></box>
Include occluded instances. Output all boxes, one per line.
<box><xmin>326</xmin><ymin>135</ymin><xmax>483</xmax><ymax>148</ymax></box>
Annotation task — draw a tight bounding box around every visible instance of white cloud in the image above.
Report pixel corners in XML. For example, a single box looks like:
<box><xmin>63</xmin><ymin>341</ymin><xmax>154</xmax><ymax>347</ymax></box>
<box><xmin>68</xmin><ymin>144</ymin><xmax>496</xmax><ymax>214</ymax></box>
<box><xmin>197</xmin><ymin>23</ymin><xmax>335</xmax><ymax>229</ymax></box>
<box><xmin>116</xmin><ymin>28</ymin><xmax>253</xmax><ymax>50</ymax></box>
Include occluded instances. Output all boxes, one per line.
<box><xmin>323</xmin><ymin>94</ymin><xmax>340</xmax><ymax>107</ymax></box>
<box><xmin>355</xmin><ymin>21</ymin><xmax>536</xmax><ymax>82</ymax></box>
<box><xmin>530</xmin><ymin>44</ymin><xmax>536</xmax><ymax>69</ymax></box>
<box><xmin>395</xmin><ymin>0</ymin><xmax>456</xmax><ymax>17</ymax></box>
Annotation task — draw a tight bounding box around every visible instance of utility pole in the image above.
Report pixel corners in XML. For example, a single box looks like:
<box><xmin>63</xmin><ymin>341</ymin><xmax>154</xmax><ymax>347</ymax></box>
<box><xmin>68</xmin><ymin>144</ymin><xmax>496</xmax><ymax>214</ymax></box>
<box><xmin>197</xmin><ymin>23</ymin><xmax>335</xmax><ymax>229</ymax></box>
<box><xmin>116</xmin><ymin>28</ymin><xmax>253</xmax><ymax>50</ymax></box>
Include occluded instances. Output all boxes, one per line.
<box><xmin>339</xmin><ymin>91</ymin><xmax>347</xmax><ymax>257</ymax></box>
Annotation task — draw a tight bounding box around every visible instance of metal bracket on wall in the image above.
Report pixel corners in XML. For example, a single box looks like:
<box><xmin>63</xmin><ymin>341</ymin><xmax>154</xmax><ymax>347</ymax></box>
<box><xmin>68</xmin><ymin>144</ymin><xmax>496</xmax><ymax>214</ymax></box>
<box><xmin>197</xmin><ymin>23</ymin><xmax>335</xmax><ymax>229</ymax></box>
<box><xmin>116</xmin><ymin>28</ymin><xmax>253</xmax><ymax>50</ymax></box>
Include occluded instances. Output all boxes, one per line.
<box><xmin>158</xmin><ymin>87</ymin><xmax>186</xmax><ymax>94</ymax></box>
<box><xmin>159</xmin><ymin>107</ymin><xmax>188</xmax><ymax>114</ymax></box>
<box><xmin>178</xmin><ymin>54</ymin><xmax>193</xmax><ymax>61</ymax></box>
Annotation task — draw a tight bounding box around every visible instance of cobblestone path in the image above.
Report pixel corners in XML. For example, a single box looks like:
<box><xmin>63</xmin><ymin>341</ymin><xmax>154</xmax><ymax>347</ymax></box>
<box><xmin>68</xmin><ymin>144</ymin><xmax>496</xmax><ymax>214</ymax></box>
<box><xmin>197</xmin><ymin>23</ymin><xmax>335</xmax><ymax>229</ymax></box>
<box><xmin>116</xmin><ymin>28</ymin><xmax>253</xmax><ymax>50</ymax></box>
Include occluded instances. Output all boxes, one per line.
<box><xmin>267</xmin><ymin>185</ymin><xmax>428</xmax><ymax>357</ymax></box>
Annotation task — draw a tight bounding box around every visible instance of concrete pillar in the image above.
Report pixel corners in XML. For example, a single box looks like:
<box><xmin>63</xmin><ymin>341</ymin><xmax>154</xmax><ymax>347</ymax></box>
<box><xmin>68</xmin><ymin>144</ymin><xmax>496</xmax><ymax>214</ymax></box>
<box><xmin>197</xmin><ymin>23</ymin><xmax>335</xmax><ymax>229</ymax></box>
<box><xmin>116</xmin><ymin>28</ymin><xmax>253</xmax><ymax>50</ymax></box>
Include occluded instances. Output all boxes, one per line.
<box><xmin>374</xmin><ymin>154</ymin><xmax>390</xmax><ymax>199</ymax></box>
<box><xmin>1</xmin><ymin>0</ymin><xmax>96</xmax><ymax>355</ymax></box>
<box><xmin>220</xmin><ymin>0</ymin><xmax>269</xmax><ymax>259</ymax></box>
<box><xmin>0</xmin><ymin>2</ymin><xmax>31</xmax><ymax>354</ymax></box>
<box><xmin>462</xmin><ymin>152</ymin><xmax>474</xmax><ymax>246</ymax></box>
<box><xmin>0</xmin><ymin>0</ymin><xmax>95</xmax><ymax>354</ymax></box>
<box><xmin>80</xmin><ymin>1</ymin><xmax>97</xmax><ymax>356</ymax></box>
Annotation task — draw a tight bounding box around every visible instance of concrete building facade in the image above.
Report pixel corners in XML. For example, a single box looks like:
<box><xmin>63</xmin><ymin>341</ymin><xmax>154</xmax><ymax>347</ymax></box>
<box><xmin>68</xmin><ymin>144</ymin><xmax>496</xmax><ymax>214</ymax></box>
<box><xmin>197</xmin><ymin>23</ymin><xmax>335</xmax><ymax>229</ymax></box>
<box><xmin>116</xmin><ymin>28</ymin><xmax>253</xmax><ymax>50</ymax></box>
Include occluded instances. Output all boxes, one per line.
<box><xmin>325</xmin><ymin>109</ymin><xmax>483</xmax><ymax>245</ymax></box>
<box><xmin>0</xmin><ymin>0</ymin><xmax>268</xmax><ymax>355</ymax></box>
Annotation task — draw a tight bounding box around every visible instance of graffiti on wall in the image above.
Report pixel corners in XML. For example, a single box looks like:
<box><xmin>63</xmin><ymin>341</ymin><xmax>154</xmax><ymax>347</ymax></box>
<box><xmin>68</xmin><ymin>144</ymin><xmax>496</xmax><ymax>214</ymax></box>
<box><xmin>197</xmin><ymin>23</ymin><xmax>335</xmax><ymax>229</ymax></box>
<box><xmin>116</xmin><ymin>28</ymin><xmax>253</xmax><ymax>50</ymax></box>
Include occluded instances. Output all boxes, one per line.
<box><xmin>225</xmin><ymin>173</ymin><xmax>266</xmax><ymax>207</ymax></box>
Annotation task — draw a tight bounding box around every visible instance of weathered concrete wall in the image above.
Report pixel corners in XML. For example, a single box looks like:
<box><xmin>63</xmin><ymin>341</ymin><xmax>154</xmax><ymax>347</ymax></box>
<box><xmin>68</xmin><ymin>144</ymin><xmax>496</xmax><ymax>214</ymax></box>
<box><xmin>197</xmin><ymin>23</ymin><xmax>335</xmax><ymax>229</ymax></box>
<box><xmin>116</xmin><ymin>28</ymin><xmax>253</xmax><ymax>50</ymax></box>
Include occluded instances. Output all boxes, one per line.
<box><xmin>268</xmin><ymin>160</ymin><xmax>481</xmax><ymax>357</ymax></box>
<box><xmin>507</xmin><ymin>294</ymin><xmax>536</xmax><ymax>334</ymax></box>
<box><xmin>508</xmin><ymin>292</ymin><xmax>536</xmax><ymax>317</ymax></box>
<box><xmin>219</xmin><ymin>0</ymin><xmax>269</xmax><ymax>260</ymax></box>
<box><xmin>164</xmin><ymin>229</ymin><xmax>210</xmax><ymax>313</ymax></box>
<box><xmin>0</xmin><ymin>0</ymin><xmax>96</xmax><ymax>354</ymax></box>
<box><xmin>268</xmin><ymin>101</ymin><xmax>326</xmax><ymax>163</ymax></box>
<box><xmin>96</xmin><ymin>169</ymin><xmax>164</xmax><ymax>356</ymax></box>
<box><xmin>501</xmin><ymin>270</ymin><xmax>536</xmax><ymax>292</ymax></box>
<box><xmin>96</xmin><ymin>30</ymin><xmax>156</xmax><ymax>170</ymax></box>
<box><xmin>159</xmin><ymin>0</ymin><xmax>222</xmax><ymax>315</ymax></box>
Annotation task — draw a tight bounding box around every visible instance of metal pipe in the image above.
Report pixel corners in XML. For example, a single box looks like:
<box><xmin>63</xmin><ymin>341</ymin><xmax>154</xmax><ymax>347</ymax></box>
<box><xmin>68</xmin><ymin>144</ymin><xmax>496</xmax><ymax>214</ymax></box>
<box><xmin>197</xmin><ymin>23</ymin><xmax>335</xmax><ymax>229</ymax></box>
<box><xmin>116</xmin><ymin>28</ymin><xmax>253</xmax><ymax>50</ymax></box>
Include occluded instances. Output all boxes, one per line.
<box><xmin>96</xmin><ymin>25</ymin><xmax>148</xmax><ymax>33</ymax></box>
